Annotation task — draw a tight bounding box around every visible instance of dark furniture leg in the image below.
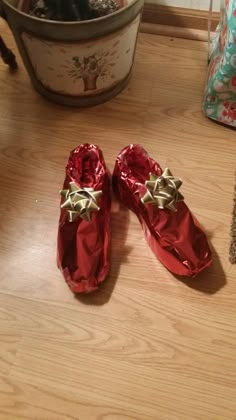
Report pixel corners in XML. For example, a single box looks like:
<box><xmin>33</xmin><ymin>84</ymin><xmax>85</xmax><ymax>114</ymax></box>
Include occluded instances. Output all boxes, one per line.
<box><xmin>0</xmin><ymin>35</ymin><xmax>18</xmax><ymax>69</ymax></box>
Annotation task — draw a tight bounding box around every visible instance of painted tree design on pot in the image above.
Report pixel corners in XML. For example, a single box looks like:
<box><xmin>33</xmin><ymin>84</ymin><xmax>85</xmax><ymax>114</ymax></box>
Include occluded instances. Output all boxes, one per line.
<box><xmin>68</xmin><ymin>49</ymin><xmax>118</xmax><ymax>91</ymax></box>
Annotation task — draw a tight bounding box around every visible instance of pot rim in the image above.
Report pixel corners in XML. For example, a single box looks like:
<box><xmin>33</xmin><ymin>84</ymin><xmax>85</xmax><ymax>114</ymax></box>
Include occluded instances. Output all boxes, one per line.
<box><xmin>2</xmin><ymin>0</ymin><xmax>140</xmax><ymax>25</ymax></box>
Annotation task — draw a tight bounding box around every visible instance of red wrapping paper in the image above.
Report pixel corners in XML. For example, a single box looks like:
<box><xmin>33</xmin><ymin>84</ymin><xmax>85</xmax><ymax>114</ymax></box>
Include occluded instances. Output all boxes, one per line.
<box><xmin>113</xmin><ymin>144</ymin><xmax>212</xmax><ymax>277</ymax></box>
<box><xmin>57</xmin><ymin>144</ymin><xmax>111</xmax><ymax>293</ymax></box>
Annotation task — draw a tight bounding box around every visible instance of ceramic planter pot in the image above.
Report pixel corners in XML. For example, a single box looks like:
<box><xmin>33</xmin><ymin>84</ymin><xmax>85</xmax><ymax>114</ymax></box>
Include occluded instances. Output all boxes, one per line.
<box><xmin>1</xmin><ymin>0</ymin><xmax>143</xmax><ymax>106</ymax></box>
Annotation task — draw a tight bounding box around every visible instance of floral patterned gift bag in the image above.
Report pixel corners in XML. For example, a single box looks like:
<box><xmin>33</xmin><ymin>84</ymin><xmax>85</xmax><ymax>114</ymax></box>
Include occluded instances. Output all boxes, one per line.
<box><xmin>203</xmin><ymin>0</ymin><xmax>236</xmax><ymax>127</ymax></box>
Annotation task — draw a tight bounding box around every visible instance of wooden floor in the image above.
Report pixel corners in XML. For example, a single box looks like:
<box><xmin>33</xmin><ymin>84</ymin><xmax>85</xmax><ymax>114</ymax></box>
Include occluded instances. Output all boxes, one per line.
<box><xmin>1</xmin><ymin>19</ymin><xmax>236</xmax><ymax>420</ymax></box>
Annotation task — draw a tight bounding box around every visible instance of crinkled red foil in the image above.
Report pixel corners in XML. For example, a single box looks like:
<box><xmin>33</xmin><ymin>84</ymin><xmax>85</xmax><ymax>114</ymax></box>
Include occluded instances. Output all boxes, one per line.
<box><xmin>57</xmin><ymin>144</ymin><xmax>111</xmax><ymax>293</ymax></box>
<box><xmin>113</xmin><ymin>144</ymin><xmax>212</xmax><ymax>277</ymax></box>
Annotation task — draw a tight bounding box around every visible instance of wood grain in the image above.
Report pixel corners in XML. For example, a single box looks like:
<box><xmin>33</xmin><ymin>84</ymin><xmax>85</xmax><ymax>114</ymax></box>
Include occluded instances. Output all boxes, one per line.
<box><xmin>142</xmin><ymin>4</ymin><xmax>219</xmax><ymax>31</ymax></box>
<box><xmin>140</xmin><ymin>22</ymin><xmax>214</xmax><ymax>42</ymax></box>
<box><xmin>0</xmin><ymin>18</ymin><xmax>236</xmax><ymax>420</ymax></box>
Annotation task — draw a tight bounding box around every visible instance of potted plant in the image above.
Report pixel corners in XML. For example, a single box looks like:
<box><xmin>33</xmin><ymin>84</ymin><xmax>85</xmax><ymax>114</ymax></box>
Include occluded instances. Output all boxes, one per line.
<box><xmin>1</xmin><ymin>0</ymin><xmax>143</xmax><ymax>106</ymax></box>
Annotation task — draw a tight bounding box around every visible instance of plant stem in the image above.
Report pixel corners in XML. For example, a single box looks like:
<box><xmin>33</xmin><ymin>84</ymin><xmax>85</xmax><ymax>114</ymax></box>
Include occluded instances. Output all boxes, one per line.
<box><xmin>74</xmin><ymin>0</ymin><xmax>91</xmax><ymax>20</ymax></box>
<box><xmin>45</xmin><ymin>0</ymin><xmax>86</xmax><ymax>20</ymax></box>
<box><xmin>17</xmin><ymin>0</ymin><xmax>31</xmax><ymax>12</ymax></box>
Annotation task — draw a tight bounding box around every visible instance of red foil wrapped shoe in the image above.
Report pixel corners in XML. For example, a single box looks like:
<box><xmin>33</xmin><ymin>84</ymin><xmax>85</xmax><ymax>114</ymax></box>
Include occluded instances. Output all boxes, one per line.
<box><xmin>113</xmin><ymin>145</ymin><xmax>212</xmax><ymax>277</ymax></box>
<box><xmin>57</xmin><ymin>144</ymin><xmax>111</xmax><ymax>293</ymax></box>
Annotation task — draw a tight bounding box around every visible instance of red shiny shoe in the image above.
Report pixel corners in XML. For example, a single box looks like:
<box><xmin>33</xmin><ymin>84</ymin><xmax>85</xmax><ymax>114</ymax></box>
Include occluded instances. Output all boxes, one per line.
<box><xmin>57</xmin><ymin>144</ymin><xmax>111</xmax><ymax>293</ymax></box>
<box><xmin>113</xmin><ymin>144</ymin><xmax>212</xmax><ymax>277</ymax></box>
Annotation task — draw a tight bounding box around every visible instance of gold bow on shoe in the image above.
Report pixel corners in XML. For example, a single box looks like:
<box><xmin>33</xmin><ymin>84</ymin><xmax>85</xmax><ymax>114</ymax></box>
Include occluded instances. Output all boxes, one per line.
<box><xmin>141</xmin><ymin>168</ymin><xmax>184</xmax><ymax>212</ymax></box>
<box><xmin>60</xmin><ymin>182</ymin><xmax>102</xmax><ymax>222</ymax></box>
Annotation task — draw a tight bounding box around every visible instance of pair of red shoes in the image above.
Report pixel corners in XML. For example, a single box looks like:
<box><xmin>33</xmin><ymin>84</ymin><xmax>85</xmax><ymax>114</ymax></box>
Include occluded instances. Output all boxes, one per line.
<box><xmin>57</xmin><ymin>144</ymin><xmax>212</xmax><ymax>294</ymax></box>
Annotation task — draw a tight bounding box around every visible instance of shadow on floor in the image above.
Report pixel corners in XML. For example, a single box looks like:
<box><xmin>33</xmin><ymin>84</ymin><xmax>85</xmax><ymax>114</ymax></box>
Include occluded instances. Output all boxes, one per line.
<box><xmin>175</xmin><ymin>245</ymin><xmax>227</xmax><ymax>294</ymax></box>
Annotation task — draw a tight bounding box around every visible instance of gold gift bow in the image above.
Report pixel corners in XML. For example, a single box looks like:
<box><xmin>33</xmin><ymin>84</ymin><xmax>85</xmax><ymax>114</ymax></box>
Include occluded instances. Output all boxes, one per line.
<box><xmin>141</xmin><ymin>168</ymin><xmax>184</xmax><ymax>212</ymax></box>
<box><xmin>60</xmin><ymin>182</ymin><xmax>102</xmax><ymax>222</ymax></box>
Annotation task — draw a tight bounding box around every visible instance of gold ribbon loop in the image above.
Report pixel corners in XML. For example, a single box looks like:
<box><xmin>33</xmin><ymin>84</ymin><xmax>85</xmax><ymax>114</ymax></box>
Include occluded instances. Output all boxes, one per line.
<box><xmin>60</xmin><ymin>182</ymin><xmax>102</xmax><ymax>222</ymax></box>
<box><xmin>141</xmin><ymin>168</ymin><xmax>184</xmax><ymax>212</ymax></box>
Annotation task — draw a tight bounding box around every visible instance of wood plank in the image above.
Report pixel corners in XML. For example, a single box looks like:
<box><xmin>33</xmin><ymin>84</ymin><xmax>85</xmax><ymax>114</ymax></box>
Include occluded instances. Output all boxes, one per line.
<box><xmin>0</xmin><ymin>21</ymin><xmax>236</xmax><ymax>420</ymax></box>
<box><xmin>142</xmin><ymin>4</ymin><xmax>220</xmax><ymax>32</ymax></box>
<box><xmin>140</xmin><ymin>22</ymin><xmax>214</xmax><ymax>41</ymax></box>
